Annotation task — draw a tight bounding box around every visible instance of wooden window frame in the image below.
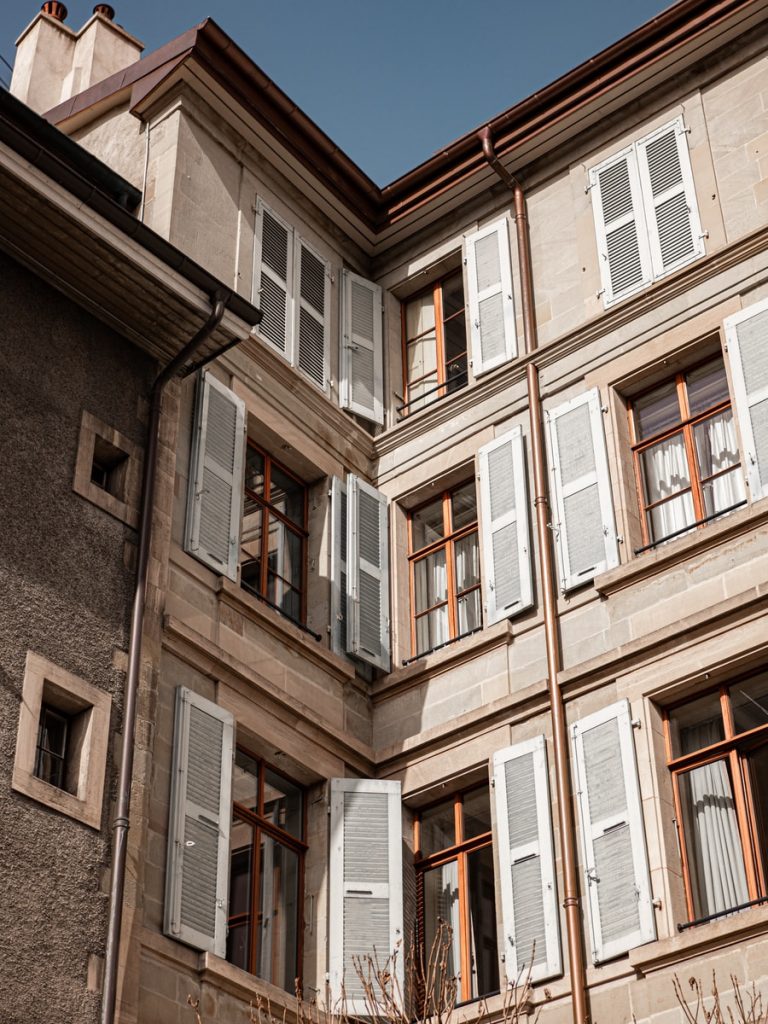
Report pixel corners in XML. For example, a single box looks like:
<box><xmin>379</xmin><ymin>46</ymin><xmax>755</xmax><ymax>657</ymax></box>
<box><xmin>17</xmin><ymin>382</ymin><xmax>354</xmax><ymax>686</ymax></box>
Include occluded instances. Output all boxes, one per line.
<box><xmin>662</xmin><ymin>677</ymin><xmax>768</xmax><ymax>923</ymax></box>
<box><xmin>628</xmin><ymin>356</ymin><xmax>742</xmax><ymax>549</ymax></box>
<box><xmin>228</xmin><ymin>747</ymin><xmax>308</xmax><ymax>987</ymax></box>
<box><xmin>401</xmin><ymin>270</ymin><xmax>467</xmax><ymax>416</ymax></box>
<box><xmin>414</xmin><ymin>786</ymin><xmax>496</xmax><ymax>1004</ymax></box>
<box><xmin>240</xmin><ymin>441</ymin><xmax>309</xmax><ymax>624</ymax></box>
<box><xmin>407</xmin><ymin>482</ymin><xmax>481</xmax><ymax>658</ymax></box>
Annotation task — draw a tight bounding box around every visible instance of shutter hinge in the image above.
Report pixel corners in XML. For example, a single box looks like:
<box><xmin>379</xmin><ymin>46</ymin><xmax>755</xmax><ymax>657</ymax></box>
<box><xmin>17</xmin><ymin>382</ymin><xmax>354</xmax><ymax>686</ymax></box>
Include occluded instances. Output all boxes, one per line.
<box><xmin>491</xmin><ymin>777</ymin><xmax>496</xmax><ymax>788</ymax></box>
<box><xmin>596</xmin><ymin>288</ymin><xmax>606</xmax><ymax>299</ymax></box>
<box><xmin>677</xmin><ymin>126</ymin><xmax>692</xmax><ymax>136</ymax></box>
<box><xmin>584</xmin><ymin>180</ymin><xmax>595</xmax><ymax>194</ymax></box>
<box><xmin>698</xmin><ymin>230</ymin><xmax>709</xmax><ymax>240</ymax></box>
<box><xmin>632</xmin><ymin>718</ymin><xmax>642</xmax><ymax>729</ymax></box>
<box><xmin>652</xmin><ymin>897</ymin><xmax>663</xmax><ymax>910</ymax></box>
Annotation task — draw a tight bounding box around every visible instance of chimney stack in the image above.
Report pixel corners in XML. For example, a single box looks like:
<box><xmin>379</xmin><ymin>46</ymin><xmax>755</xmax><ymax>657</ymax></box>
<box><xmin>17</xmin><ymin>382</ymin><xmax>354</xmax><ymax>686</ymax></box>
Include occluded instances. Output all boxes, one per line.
<box><xmin>93</xmin><ymin>4</ymin><xmax>115</xmax><ymax>19</ymax></box>
<box><xmin>41</xmin><ymin>2</ymin><xmax>67</xmax><ymax>20</ymax></box>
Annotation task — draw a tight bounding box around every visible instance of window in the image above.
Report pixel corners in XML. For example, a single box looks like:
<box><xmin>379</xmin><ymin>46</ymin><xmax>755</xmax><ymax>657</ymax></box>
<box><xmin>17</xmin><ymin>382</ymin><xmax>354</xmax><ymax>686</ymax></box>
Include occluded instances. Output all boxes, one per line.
<box><xmin>12</xmin><ymin>651</ymin><xmax>112</xmax><ymax>829</ymax></box>
<box><xmin>664</xmin><ymin>671</ymin><xmax>768</xmax><ymax>924</ymax></box>
<box><xmin>408</xmin><ymin>481</ymin><xmax>481</xmax><ymax>657</ymax></box>
<box><xmin>415</xmin><ymin>787</ymin><xmax>498</xmax><ymax>1002</ymax></box>
<box><xmin>629</xmin><ymin>356</ymin><xmax>745</xmax><ymax>550</ymax></box>
<box><xmin>240</xmin><ymin>442</ymin><xmax>308</xmax><ymax>626</ymax></box>
<box><xmin>73</xmin><ymin>410</ymin><xmax>142</xmax><ymax>528</ymax></box>
<box><xmin>227</xmin><ymin>748</ymin><xmax>305</xmax><ymax>992</ymax></box>
<box><xmin>401</xmin><ymin>270</ymin><xmax>467</xmax><ymax>415</ymax></box>
<box><xmin>590</xmin><ymin>116</ymin><xmax>704</xmax><ymax>306</ymax></box>
<box><xmin>254</xmin><ymin>199</ymin><xmax>330</xmax><ymax>392</ymax></box>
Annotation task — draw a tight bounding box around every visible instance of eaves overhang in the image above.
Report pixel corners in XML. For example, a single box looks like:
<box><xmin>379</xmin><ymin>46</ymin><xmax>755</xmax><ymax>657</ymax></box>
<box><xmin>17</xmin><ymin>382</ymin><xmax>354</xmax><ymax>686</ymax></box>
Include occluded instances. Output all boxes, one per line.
<box><xmin>42</xmin><ymin>0</ymin><xmax>768</xmax><ymax>236</ymax></box>
<box><xmin>0</xmin><ymin>88</ymin><xmax>262</xmax><ymax>365</ymax></box>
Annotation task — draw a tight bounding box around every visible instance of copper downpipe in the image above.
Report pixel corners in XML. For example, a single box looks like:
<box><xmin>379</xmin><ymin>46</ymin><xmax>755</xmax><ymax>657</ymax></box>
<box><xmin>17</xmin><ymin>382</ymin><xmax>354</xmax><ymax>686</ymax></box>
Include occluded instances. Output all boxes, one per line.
<box><xmin>478</xmin><ymin>127</ymin><xmax>590</xmax><ymax>1024</ymax></box>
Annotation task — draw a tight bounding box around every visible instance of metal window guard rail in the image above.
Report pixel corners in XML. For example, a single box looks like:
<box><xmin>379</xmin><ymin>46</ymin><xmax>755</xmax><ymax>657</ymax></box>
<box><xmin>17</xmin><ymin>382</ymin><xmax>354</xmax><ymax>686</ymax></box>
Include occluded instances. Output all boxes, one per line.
<box><xmin>634</xmin><ymin>499</ymin><xmax>747</xmax><ymax>555</ymax></box>
<box><xmin>677</xmin><ymin>893</ymin><xmax>768</xmax><ymax>931</ymax></box>
<box><xmin>397</xmin><ymin>371</ymin><xmax>469</xmax><ymax>418</ymax></box>
<box><xmin>240</xmin><ymin>579</ymin><xmax>322</xmax><ymax>641</ymax></box>
<box><xmin>401</xmin><ymin>624</ymin><xmax>483</xmax><ymax>666</ymax></box>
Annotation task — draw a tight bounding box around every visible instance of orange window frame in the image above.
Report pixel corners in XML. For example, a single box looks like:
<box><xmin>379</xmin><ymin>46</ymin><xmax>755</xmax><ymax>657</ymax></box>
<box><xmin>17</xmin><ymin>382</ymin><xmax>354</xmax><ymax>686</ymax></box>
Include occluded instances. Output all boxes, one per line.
<box><xmin>407</xmin><ymin>484</ymin><xmax>480</xmax><ymax>658</ymax></box>
<box><xmin>662</xmin><ymin>681</ymin><xmax>768</xmax><ymax>923</ymax></box>
<box><xmin>228</xmin><ymin>748</ymin><xmax>308</xmax><ymax>986</ymax></box>
<box><xmin>241</xmin><ymin>441</ymin><xmax>309</xmax><ymax>623</ymax></box>
<box><xmin>401</xmin><ymin>271</ymin><xmax>467</xmax><ymax>415</ymax></box>
<box><xmin>414</xmin><ymin>787</ymin><xmax>495</xmax><ymax>1003</ymax></box>
<box><xmin>627</xmin><ymin>359</ymin><xmax>741</xmax><ymax>549</ymax></box>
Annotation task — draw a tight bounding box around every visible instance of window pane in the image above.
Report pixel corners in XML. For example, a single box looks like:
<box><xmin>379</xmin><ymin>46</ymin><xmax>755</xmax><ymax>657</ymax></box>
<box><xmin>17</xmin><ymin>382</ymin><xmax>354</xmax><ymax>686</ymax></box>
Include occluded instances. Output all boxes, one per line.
<box><xmin>269</xmin><ymin>465</ymin><xmax>305</xmax><ymax>527</ymax></box>
<box><xmin>462</xmin><ymin>788</ymin><xmax>491</xmax><ymax>839</ymax></box>
<box><xmin>678</xmin><ymin>759</ymin><xmax>749</xmax><ymax>919</ymax></box>
<box><xmin>731</xmin><ymin>674</ymin><xmax>768</xmax><ymax>735</ymax></box>
<box><xmin>746</xmin><ymin>743</ymin><xmax>768</xmax><ymax>888</ymax></box>
<box><xmin>451</xmin><ymin>483</ymin><xmax>477</xmax><ymax>532</ymax></box>
<box><xmin>257</xmin><ymin>835</ymin><xmax>300</xmax><ymax>992</ymax></box>
<box><xmin>263</xmin><ymin>768</ymin><xmax>303</xmax><ymax>840</ymax></box>
<box><xmin>634</xmin><ymin>380</ymin><xmax>681</xmax><ymax>440</ymax></box>
<box><xmin>416</xmin><ymin>606</ymin><xmax>450</xmax><ymax>655</ymax></box>
<box><xmin>466</xmin><ymin>845</ymin><xmax>499</xmax><ymax>998</ymax></box>
<box><xmin>456</xmin><ymin>590</ymin><xmax>481</xmax><ymax>637</ymax></box>
<box><xmin>454</xmin><ymin>533</ymin><xmax>480</xmax><ymax>592</ymax></box>
<box><xmin>648</xmin><ymin>491</ymin><xmax>695</xmax><ymax>543</ymax></box>
<box><xmin>227</xmin><ymin>818</ymin><xmax>254</xmax><ymax>971</ymax></box>
<box><xmin>241</xmin><ymin>507</ymin><xmax>263</xmax><ymax>591</ymax></box>
<box><xmin>669</xmin><ymin>692</ymin><xmax>724</xmax><ymax>757</ymax></box>
<box><xmin>406</xmin><ymin>292</ymin><xmax>436</xmax><ymax>341</ymax></box>
<box><xmin>245</xmin><ymin>446</ymin><xmax>266</xmax><ymax>498</ymax></box>
<box><xmin>266</xmin><ymin>517</ymin><xmax>302</xmax><ymax>591</ymax></box>
<box><xmin>406</xmin><ymin>331</ymin><xmax>438</xmax><ymax>383</ymax></box>
<box><xmin>419</xmin><ymin>798</ymin><xmax>456</xmax><ymax>856</ymax></box>
<box><xmin>441</xmin><ymin>271</ymin><xmax>465</xmax><ymax>321</ymax></box>
<box><xmin>694</xmin><ymin>411</ymin><xmax>745</xmax><ymax>518</ymax></box>
<box><xmin>412</xmin><ymin>497</ymin><xmax>445</xmax><ymax>551</ymax></box>
<box><xmin>268</xmin><ymin>576</ymin><xmax>302</xmax><ymax>622</ymax></box>
<box><xmin>414</xmin><ymin>549</ymin><xmax>447</xmax><ymax>613</ymax></box>
<box><xmin>423</xmin><ymin>861</ymin><xmax>461</xmax><ymax>985</ymax></box>
<box><xmin>641</xmin><ymin>432</ymin><xmax>691</xmax><ymax>503</ymax></box>
<box><xmin>233</xmin><ymin>749</ymin><xmax>260</xmax><ymax>812</ymax></box>
<box><xmin>686</xmin><ymin>358</ymin><xmax>730</xmax><ymax>417</ymax></box>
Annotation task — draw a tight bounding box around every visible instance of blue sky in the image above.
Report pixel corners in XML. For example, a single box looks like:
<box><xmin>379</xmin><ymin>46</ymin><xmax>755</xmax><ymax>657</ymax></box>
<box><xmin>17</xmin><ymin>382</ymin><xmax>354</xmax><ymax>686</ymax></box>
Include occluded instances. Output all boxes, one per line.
<box><xmin>1</xmin><ymin>0</ymin><xmax>674</xmax><ymax>184</ymax></box>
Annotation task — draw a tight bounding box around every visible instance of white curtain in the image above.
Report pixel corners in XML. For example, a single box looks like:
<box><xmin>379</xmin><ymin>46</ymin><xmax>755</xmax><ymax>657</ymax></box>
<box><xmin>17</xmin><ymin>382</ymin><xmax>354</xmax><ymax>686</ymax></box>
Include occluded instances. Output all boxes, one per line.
<box><xmin>681</xmin><ymin>723</ymin><xmax>749</xmax><ymax>918</ymax></box>
<box><xmin>695</xmin><ymin>411</ymin><xmax>745</xmax><ymax>515</ymax></box>
<box><xmin>455</xmin><ymin>537</ymin><xmax>480</xmax><ymax>635</ymax></box>
<box><xmin>424</xmin><ymin>861</ymin><xmax>461</xmax><ymax>982</ymax></box>
<box><xmin>644</xmin><ymin>432</ymin><xmax>694</xmax><ymax>540</ymax></box>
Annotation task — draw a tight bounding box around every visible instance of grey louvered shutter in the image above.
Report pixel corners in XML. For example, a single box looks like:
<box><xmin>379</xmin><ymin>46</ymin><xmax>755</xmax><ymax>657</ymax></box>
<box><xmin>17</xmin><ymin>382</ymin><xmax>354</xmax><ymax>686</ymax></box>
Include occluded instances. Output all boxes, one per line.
<box><xmin>546</xmin><ymin>389</ymin><xmax>619</xmax><ymax>591</ymax></box>
<box><xmin>330</xmin><ymin>476</ymin><xmax>348</xmax><ymax>656</ymax></box>
<box><xmin>254</xmin><ymin>199</ymin><xmax>292</xmax><ymax>355</ymax></box>
<box><xmin>184</xmin><ymin>371</ymin><xmax>246</xmax><ymax>581</ymax></box>
<box><xmin>590</xmin><ymin>149</ymin><xmax>651</xmax><ymax>305</ymax></box>
<box><xmin>477</xmin><ymin>427</ymin><xmax>533</xmax><ymax>625</ymax></box>
<box><xmin>348</xmin><ymin>475</ymin><xmax>390</xmax><ymax>670</ymax></box>
<box><xmin>492</xmin><ymin>736</ymin><xmax>561</xmax><ymax>982</ymax></box>
<box><xmin>164</xmin><ymin>687</ymin><xmax>234</xmax><ymax>956</ymax></box>
<box><xmin>328</xmin><ymin>779</ymin><xmax>403</xmax><ymax>1015</ymax></box>
<box><xmin>724</xmin><ymin>299</ymin><xmax>768</xmax><ymax>501</ymax></box>
<box><xmin>637</xmin><ymin>118</ymin><xmax>704</xmax><ymax>279</ymax></box>
<box><xmin>571</xmin><ymin>700</ymin><xmax>655</xmax><ymax>963</ymax></box>
<box><xmin>341</xmin><ymin>270</ymin><xmax>384</xmax><ymax>424</ymax></box>
<box><xmin>295</xmin><ymin>239</ymin><xmax>330</xmax><ymax>390</ymax></box>
<box><xmin>465</xmin><ymin>217</ymin><xmax>517</xmax><ymax>375</ymax></box>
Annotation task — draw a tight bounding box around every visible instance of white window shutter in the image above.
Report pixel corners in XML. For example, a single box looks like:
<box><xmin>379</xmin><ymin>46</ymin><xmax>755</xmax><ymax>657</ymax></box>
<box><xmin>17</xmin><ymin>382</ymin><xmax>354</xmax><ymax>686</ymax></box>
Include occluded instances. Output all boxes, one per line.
<box><xmin>254</xmin><ymin>199</ymin><xmax>292</xmax><ymax>355</ymax></box>
<box><xmin>328</xmin><ymin>779</ymin><xmax>403</xmax><ymax>1015</ymax></box>
<box><xmin>636</xmin><ymin>118</ymin><xmax>704</xmax><ymax>279</ymax></box>
<box><xmin>347</xmin><ymin>475</ymin><xmax>390</xmax><ymax>670</ymax></box>
<box><xmin>546</xmin><ymin>389</ymin><xmax>619</xmax><ymax>590</ymax></box>
<box><xmin>590</xmin><ymin>149</ymin><xmax>651</xmax><ymax>305</ymax></box>
<box><xmin>330</xmin><ymin>476</ymin><xmax>349</xmax><ymax>656</ymax></box>
<box><xmin>477</xmin><ymin>427</ymin><xmax>533</xmax><ymax>625</ymax></box>
<box><xmin>164</xmin><ymin>686</ymin><xmax>234</xmax><ymax>956</ymax></box>
<box><xmin>465</xmin><ymin>217</ymin><xmax>517</xmax><ymax>375</ymax></box>
<box><xmin>341</xmin><ymin>270</ymin><xmax>384</xmax><ymax>424</ymax></box>
<box><xmin>492</xmin><ymin>736</ymin><xmax>561</xmax><ymax>983</ymax></box>
<box><xmin>724</xmin><ymin>299</ymin><xmax>768</xmax><ymax>501</ymax></box>
<box><xmin>184</xmin><ymin>371</ymin><xmax>246</xmax><ymax>582</ymax></box>
<box><xmin>295</xmin><ymin>239</ymin><xmax>331</xmax><ymax>391</ymax></box>
<box><xmin>571</xmin><ymin>700</ymin><xmax>656</xmax><ymax>963</ymax></box>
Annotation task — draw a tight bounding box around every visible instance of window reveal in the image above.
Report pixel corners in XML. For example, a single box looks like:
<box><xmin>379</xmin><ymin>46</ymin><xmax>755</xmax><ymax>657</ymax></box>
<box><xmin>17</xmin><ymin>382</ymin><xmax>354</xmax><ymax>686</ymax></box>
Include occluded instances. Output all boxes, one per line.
<box><xmin>240</xmin><ymin>443</ymin><xmax>308</xmax><ymax>625</ymax></box>
<box><xmin>415</xmin><ymin>788</ymin><xmax>498</xmax><ymax>1002</ymax></box>
<box><xmin>227</xmin><ymin>749</ymin><xmax>306</xmax><ymax>991</ymax></box>
<box><xmin>402</xmin><ymin>271</ymin><xmax>467</xmax><ymax>415</ymax></box>
<box><xmin>629</xmin><ymin>356</ymin><xmax>745</xmax><ymax>549</ymax></box>
<box><xmin>664</xmin><ymin>671</ymin><xmax>768</xmax><ymax>924</ymax></box>
<box><xmin>408</xmin><ymin>481</ymin><xmax>481</xmax><ymax>657</ymax></box>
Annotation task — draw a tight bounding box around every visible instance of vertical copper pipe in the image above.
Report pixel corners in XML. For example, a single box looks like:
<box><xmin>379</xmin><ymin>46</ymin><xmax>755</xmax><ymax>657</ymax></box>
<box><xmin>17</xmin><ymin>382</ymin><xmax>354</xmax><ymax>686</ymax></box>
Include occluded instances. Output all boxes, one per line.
<box><xmin>478</xmin><ymin>128</ymin><xmax>590</xmax><ymax>1024</ymax></box>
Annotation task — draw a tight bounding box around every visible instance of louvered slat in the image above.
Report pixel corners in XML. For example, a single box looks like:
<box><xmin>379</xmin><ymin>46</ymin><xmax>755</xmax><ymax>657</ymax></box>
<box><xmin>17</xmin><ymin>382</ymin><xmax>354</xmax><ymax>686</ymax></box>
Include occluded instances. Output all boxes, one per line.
<box><xmin>724</xmin><ymin>301</ymin><xmax>768</xmax><ymax>500</ymax></box>
<box><xmin>465</xmin><ymin>218</ymin><xmax>517</xmax><ymax>375</ymax></box>
<box><xmin>256</xmin><ymin>203</ymin><xmax>291</xmax><ymax>354</ymax></box>
<box><xmin>341</xmin><ymin>272</ymin><xmax>384</xmax><ymax>424</ymax></box>
<box><xmin>330</xmin><ymin>478</ymin><xmax>349</xmax><ymax>656</ymax></box>
<box><xmin>296</xmin><ymin>243</ymin><xmax>328</xmax><ymax>390</ymax></box>
<box><xmin>348</xmin><ymin>476</ymin><xmax>390</xmax><ymax>669</ymax></box>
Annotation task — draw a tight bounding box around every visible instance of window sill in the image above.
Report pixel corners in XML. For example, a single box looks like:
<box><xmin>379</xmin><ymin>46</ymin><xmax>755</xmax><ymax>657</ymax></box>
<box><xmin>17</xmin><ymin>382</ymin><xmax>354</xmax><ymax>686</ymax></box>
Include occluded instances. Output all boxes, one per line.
<box><xmin>198</xmin><ymin>952</ymin><xmax>300</xmax><ymax>1018</ymax></box>
<box><xmin>629</xmin><ymin>901</ymin><xmax>768</xmax><ymax>976</ymax></box>
<box><xmin>216</xmin><ymin>577</ymin><xmax>355</xmax><ymax>685</ymax></box>
<box><xmin>595</xmin><ymin>499</ymin><xmax>768</xmax><ymax>597</ymax></box>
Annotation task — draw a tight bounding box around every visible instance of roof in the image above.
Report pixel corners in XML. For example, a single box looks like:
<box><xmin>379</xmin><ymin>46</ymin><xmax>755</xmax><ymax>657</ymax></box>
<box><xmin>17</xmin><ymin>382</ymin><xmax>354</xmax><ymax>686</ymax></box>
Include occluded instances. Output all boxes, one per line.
<box><xmin>0</xmin><ymin>86</ymin><xmax>262</xmax><ymax>364</ymax></box>
<box><xmin>43</xmin><ymin>0</ymin><xmax>767</xmax><ymax>231</ymax></box>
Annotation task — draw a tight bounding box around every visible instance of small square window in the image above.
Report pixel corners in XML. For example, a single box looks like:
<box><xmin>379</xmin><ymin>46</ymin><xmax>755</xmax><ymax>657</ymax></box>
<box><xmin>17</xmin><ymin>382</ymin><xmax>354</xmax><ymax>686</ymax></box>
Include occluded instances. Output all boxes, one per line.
<box><xmin>12</xmin><ymin>652</ymin><xmax>111</xmax><ymax>829</ymax></box>
<box><xmin>73</xmin><ymin>410</ymin><xmax>142</xmax><ymax>527</ymax></box>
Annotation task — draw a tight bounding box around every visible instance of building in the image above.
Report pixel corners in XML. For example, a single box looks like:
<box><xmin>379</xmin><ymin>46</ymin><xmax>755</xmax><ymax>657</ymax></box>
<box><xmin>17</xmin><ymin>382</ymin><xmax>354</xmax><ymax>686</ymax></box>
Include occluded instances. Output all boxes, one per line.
<box><xmin>5</xmin><ymin>0</ymin><xmax>768</xmax><ymax>1022</ymax></box>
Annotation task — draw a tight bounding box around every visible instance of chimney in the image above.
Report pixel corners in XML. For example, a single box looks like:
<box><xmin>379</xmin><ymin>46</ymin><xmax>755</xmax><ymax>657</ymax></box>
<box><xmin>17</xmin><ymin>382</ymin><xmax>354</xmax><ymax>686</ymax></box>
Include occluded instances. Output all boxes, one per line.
<box><xmin>10</xmin><ymin>3</ymin><xmax>143</xmax><ymax>114</ymax></box>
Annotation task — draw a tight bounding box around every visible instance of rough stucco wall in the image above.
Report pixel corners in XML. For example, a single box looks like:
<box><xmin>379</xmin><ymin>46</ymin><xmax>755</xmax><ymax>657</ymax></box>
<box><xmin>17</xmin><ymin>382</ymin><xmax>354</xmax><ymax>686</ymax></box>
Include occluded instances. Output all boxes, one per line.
<box><xmin>0</xmin><ymin>252</ymin><xmax>154</xmax><ymax>1024</ymax></box>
